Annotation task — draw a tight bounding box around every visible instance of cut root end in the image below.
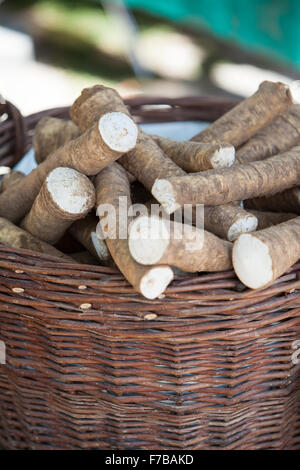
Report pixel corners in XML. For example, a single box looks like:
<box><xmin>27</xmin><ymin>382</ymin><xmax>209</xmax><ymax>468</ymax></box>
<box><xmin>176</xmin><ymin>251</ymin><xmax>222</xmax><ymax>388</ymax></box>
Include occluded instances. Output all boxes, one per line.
<box><xmin>140</xmin><ymin>266</ymin><xmax>174</xmax><ymax>299</ymax></box>
<box><xmin>129</xmin><ymin>215</ymin><xmax>170</xmax><ymax>265</ymax></box>
<box><xmin>227</xmin><ymin>215</ymin><xmax>258</xmax><ymax>241</ymax></box>
<box><xmin>233</xmin><ymin>233</ymin><xmax>273</xmax><ymax>289</ymax></box>
<box><xmin>46</xmin><ymin>167</ymin><xmax>95</xmax><ymax>215</ymax></box>
<box><xmin>211</xmin><ymin>145</ymin><xmax>235</xmax><ymax>169</ymax></box>
<box><xmin>99</xmin><ymin>112</ymin><xmax>138</xmax><ymax>152</ymax></box>
<box><xmin>151</xmin><ymin>179</ymin><xmax>180</xmax><ymax>214</ymax></box>
<box><xmin>289</xmin><ymin>81</ymin><xmax>300</xmax><ymax>104</ymax></box>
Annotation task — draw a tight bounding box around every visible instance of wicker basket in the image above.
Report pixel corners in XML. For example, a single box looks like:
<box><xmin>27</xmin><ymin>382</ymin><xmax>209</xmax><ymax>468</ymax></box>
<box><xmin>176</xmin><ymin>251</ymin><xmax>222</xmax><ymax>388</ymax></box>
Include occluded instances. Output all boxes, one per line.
<box><xmin>0</xmin><ymin>95</ymin><xmax>300</xmax><ymax>450</ymax></box>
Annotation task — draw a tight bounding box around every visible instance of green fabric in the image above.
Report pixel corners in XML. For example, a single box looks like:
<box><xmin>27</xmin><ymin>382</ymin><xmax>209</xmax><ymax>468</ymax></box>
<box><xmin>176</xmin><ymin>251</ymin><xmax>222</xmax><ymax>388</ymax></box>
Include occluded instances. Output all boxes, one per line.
<box><xmin>125</xmin><ymin>0</ymin><xmax>300</xmax><ymax>68</ymax></box>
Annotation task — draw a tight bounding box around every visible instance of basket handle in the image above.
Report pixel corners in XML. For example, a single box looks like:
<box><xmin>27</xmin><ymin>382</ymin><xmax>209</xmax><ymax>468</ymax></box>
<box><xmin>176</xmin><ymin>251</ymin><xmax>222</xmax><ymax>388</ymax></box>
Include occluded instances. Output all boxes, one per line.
<box><xmin>0</xmin><ymin>95</ymin><xmax>27</xmax><ymax>165</ymax></box>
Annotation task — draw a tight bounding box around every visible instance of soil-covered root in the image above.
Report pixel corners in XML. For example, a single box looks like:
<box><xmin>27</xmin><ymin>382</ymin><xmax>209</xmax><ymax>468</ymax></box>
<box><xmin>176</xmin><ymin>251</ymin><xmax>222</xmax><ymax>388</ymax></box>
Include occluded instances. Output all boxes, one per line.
<box><xmin>151</xmin><ymin>147</ymin><xmax>300</xmax><ymax>213</ymax></box>
<box><xmin>236</xmin><ymin>105</ymin><xmax>300</xmax><ymax>164</ymax></box>
<box><xmin>0</xmin><ymin>217</ymin><xmax>74</xmax><ymax>262</ymax></box>
<box><xmin>34</xmin><ymin>117</ymin><xmax>81</xmax><ymax>164</ymax></box>
<box><xmin>21</xmin><ymin>167</ymin><xmax>95</xmax><ymax>244</ymax></box>
<box><xmin>94</xmin><ymin>163</ymin><xmax>174</xmax><ymax>299</ymax></box>
<box><xmin>245</xmin><ymin>186</ymin><xmax>300</xmax><ymax>214</ymax></box>
<box><xmin>204</xmin><ymin>204</ymin><xmax>258</xmax><ymax>241</ymax></box>
<box><xmin>129</xmin><ymin>215</ymin><xmax>232</xmax><ymax>272</ymax></box>
<box><xmin>0</xmin><ymin>111</ymin><xmax>137</xmax><ymax>223</ymax></box>
<box><xmin>0</xmin><ymin>171</ymin><xmax>24</xmax><ymax>193</ymax></box>
<box><xmin>70</xmin><ymin>85</ymin><xmax>131</xmax><ymax>130</ymax></box>
<box><xmin>120</xmin><ymin>130</ymin><xmax>185</xmax><ymax>191</ymax></box>
<box><xmin>152</xmin><ymin>135</ymin><xmax>235</xmax><ymax>171</ymax></box>
<box><xmin>191</xmin><ymin>81</ymin><xmax>299</xmax><ymax>146</ymax></box>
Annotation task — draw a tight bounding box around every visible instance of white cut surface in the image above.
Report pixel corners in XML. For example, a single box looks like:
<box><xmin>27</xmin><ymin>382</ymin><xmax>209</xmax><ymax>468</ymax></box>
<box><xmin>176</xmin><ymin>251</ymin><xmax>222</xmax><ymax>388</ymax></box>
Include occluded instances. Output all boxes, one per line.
<box><xmin>47</xmin><ymin>167</ymin><xmax>95</xmax><ymax>215</ymax></box>
<box><xmin>290</xmin><ymin>81</ymin><xmax>300</xmax><ymax>104</ymax></box>
<box><xmin>211</xmin><ymin>145</ymin><xmax>235</xmax><ymax>168</ymax></box>
<box><xmin>233</xmin><ymin>233</ymin><xmax>273</xmax><ymax>289</ymax></box>
<box><xmin>151</xmin><ymin>179</ymin><xmax>180</xmax><ymax>214</ymax></box>
<box><xmin>140</xmin><ymin>266</ymin><xmax>174</xmax><ymax>299</ymax></box>
<box><xmin>129</xmin><ymin>216</ymin><xmax>170</xmax><ymax>265</ymax></box>
<box><xmin>99</xmin><ymin>112</ymin><xmax>138</xmax><ymax>152</ymax></box>
<box><xmin>227</xmin><ymin>215</ymin><xmax>258</xmax><ymax>242</ymax></box>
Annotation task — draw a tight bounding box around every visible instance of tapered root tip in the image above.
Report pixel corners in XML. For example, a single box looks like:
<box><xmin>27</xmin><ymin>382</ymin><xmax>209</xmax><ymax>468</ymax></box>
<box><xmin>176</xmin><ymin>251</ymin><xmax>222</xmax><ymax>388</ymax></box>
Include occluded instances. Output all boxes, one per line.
<box><xmin>233</xmin><ymin>233</ymin><xmax>273</xmax><ymax>289</ymax></box>
<box><xmin>211</xmin><ymin>145</ymin><xmax>235</xmax><ymax>169</ymax></box>
<box><xmin>140</xmin><ymin>266</ymin><xmax>174</xmax><ymax>299</ymax></box>
<box><xmin>99</xmin><ymin>112</ymin><xmax>138</xmax><ymax>152</ymax></box>
<box><xmin>227</xmin><ymin>215</ymin><xmax>258</xmax><ymax>242</ymax></box>
<box><xmin>129</xmin><ymin>215</ymin><xmax>170</xmax><ymax>265</ymax></box>
<box><xmin>47</xmin><ymin>167</ymin><xmax>95</xmax><ymax>215</ymax></box>
<box><xmin>289</xmin><ymin>81</ymin><xmax>300</xmax><ymax>104</ymax></box>
<box><xmin>151</xmin><ymin>179</ymin><xmax>180</xmax><ymax>214</ymax></box>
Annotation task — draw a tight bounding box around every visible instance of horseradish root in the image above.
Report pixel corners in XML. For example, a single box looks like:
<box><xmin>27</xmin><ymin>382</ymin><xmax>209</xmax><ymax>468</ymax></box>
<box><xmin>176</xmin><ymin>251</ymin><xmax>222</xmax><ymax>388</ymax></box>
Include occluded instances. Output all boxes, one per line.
<box><xmin>152</xmin><ymin>147</ymin><xmax>300</xmax><ymax>213</ymax></box>
<box><xmin>191</xmin><ymin>81</ymin><xmax>299</xmax><ymax>146</ymax></box>
<box><xmin>129</xmin><ymin>216</ymin><xmax>232</xmax><ymax>272</ymax></box>
<box><xmin>120</xmin><ymin>131</ymin><xmax>185</xmax><ymax>191</ymax></box>
<box><xmin>69</xmin><ymin>214</ymin><xmax>111</xmax><ymax>265</ymax></box>
<box><xmin>124</xmin><ymin>134</ymin><xmax>254</xmax><ymax>240</ymax></box>
<box><xmin>152</xmin><ymin>135</ymin><xmax>235</xmax><ymax>171</ymax></box>
<box><xmin>247</xmin><ymin>209</ymin><xmax>296</xmax><ymax>230</ymax></box>
<box><xmin>34</xmin><ymin>117</ymin><xmax>80</xmax><ymax>164</ymax></box>
<box><xmin>204</xmin><ymin>204</ymin><xmax>258</xmax><ymax>241</ymax></box>
<box><xmin>0</xmin><ymin>109</ymin><xmax>137</xmax><ymax>222</ymax></box>
<box><xmin>34</xmin><ymin>116</ymin><xmax>137</xmax><ymax>182</ymax></box>
<box><xmin>95</xmin><ymin>163</ymin><xmax>173</xmax><ymax>299</ymax></box>
<box><xmin>0</xmin><ymin>171</ymin><xmax>24</xmax><ymax>193</ymax></box>
<box><xmin>233</xmin><ymin>217</ymin><xmax>300</xmax><ymax>289</ymax></box>
<box><xmin>70</xmin><ymin>85</ymin><xmax>191</xmax><ymax>192</ymax></box>
<box><xmin>70</xmin><ymin>85</ymin><xmax>183</xmax><ymax>189</ymax></box>
<box><xmin>236</xmin><ymin>105</ymin><xmax>300</xmax><ymax>164</ymax></box>
<box><xmin>70</xmin><ymin>85</ymin><xmax>131</xmax><ymax>131</ymax></box>
<box><xmin>245</xmin><ymin>187</ymin><xmax>300</xmax><ymax>214</ymax></box>
<box><xmin>21</xmin><ymin>167</ymin><xmax>95</xmax><ymax>244</ymax></box>
<box><xmin>0</xmin><ymin>217</ymin><xmax>74</xmax><ymax>262</ymax></box>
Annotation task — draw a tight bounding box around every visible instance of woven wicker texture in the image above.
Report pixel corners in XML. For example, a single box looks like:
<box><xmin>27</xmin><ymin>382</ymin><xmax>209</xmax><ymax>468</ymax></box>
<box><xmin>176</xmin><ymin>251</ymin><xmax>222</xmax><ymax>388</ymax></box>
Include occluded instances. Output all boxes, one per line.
<box><xmin>0</xmin><ymin>96</ymin><xmax>299</xmax><ymax>450</ymax></box>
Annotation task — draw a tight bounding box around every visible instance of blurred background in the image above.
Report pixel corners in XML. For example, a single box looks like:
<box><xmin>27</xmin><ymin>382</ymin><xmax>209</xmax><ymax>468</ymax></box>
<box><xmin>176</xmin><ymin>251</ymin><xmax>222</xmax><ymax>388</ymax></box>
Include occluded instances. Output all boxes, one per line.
<box><xmin>1</xmin><ymin>0</ymin><xmax>300</xmax><ymax>115</ymax></box>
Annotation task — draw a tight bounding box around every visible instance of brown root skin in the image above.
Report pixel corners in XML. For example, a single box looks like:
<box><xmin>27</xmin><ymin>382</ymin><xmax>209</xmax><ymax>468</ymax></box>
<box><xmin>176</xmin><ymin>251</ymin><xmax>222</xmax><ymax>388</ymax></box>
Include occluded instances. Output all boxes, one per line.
<box><xmin>0</xmin><ymin>171</ymin><xmax>24</xmax><ymax>193</ymax></box>
<box><xmin>21</xmin><ymin>168</ymin><xmax>95</xmax><ymax>244</ymax></box>
<box><xmin>152</xmin><ymin>147</ymin><xmax>300</xmax><ymax>213</ymax></box>
<box><xmin>120</xmin><ymin>130</ymin><xmax>185</xmax><ymax>191</ymax></box>
<box><xmin>0</xmin><ymin>113</ymin><xmax>137</xmax><ymax>223</ymax></box>
<box><xmin>70</xmin><ymin>85</ymin><xmax>130</xmax><ymax>131</ymax></box>
<box><xmin>34</xmin><ymin>116</ymin><xmax>137</xmax><ymax>183</ymax></box>
<box><xmin>233</xmin><ymin>216</ymin><xmax>300</xmax><ymax>289</ymax></box>
<box><xmin>34</xmin><ymin>117</ymin><xmax>81</xmax><ymax>164</ymax></box>
<box><xmin>191</xmin><ymin>81</ymin><xmax>294</xmax><ymax>147</ymax></box>
<box><xmin>71</xmin><ymin>86</ymin><xmax>183</xmax><ymax>189</ymax></box>
<box><xmin>0</xmin><ymin>217</ymin><xmax>74</xmax><ymax>262</ymax></box>
<box><xmin>69</xmin><ymin>214</ymin><xmax>112</xmax><ymax>265</ymax></box>
<box><xmin>94</xmin><ymin>163</ymin><xmax>173</xmax><ymax>299</ymax></box>
<box><xmin>236</xmin><ymin>105</ymin><xmax>300</xmax><ymax>164</ymax></box>
<box><xmin>204</xmin><ymin>205</ymin><xmax>258</xmax><ymax>241</ymax></box>
<box><xmin>152</xmin><ymin>135</ymin><xmax>235</xmax><ymax>171</ymax></box>
<box><xmin>245</xmin><ymin>187</ymin><xmax>300</xmax><ymax>214</ymax></box>
<box><xmin>129</xmin><ymin>216</ymin><xmax>232</xmax><ymax>272</ymax></box>
<box><xmin>247</xmin><ymin>209</ymin><xmax>297</xmax><ymax>230</ymax></box>
<box><xmin>122</xmin><ymin>133</ymin><xmax>254</xmax><ymax>240</ymax></box>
